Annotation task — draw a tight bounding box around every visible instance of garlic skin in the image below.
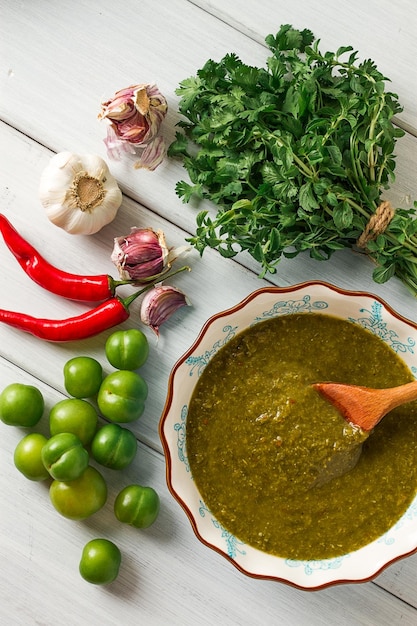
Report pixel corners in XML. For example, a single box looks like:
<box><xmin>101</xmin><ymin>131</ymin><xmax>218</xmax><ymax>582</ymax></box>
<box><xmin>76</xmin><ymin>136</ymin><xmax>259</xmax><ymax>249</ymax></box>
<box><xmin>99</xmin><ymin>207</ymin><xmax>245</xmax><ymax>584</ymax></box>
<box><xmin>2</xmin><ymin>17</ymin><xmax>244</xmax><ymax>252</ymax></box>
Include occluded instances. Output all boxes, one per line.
<box><xmin>140</xmin><ymin>285</ymin><xmax>190</xmax><ymax>335</ymax></box>
<box><xmin>134</xmin><ymin>135</ymin><xmax>166</xmax><ymax>171</ymax></box>
<box><xmin>39</xmin><ymin>152</ymin><xmax>123</xmax><ymax>235</ymax></box>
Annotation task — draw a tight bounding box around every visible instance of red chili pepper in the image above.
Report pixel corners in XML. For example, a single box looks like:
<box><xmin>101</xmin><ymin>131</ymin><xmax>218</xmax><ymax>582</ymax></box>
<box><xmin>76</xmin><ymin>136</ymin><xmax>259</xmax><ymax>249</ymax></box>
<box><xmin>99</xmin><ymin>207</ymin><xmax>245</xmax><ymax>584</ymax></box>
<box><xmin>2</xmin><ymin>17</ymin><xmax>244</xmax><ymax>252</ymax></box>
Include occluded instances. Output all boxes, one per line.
<box><xmin>0</xmin><ymin>298</ymin><xmax>129</xmax><ymax>341</ymax></box>
<box><xmin>0</xmin><ymin>265</ymin><xmax>190</xmax><ymax>342</ymax></box>
<box><xmin>0</xmin><ymin>214</ymin><xmax>132</xmax><ymax>301</ymax></box>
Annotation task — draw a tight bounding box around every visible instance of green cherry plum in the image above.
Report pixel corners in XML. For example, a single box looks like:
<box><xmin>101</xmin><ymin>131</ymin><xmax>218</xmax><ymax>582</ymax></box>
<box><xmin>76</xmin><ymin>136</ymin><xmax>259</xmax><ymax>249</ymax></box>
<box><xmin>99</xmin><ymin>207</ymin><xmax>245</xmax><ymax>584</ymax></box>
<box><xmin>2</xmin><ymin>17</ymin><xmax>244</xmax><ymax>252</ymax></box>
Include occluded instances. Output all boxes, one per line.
<box><xmin>91</xmin><ymin>423</ymin><xmax>137</xmax><ymax>470</ymax></box>
<box><xmin>63</xmin><ymin>356</ymin><xmax>103</xmax><ymax>399</ymax></box>
<box><xmin>42</xmin><ymin>432</ymin><xmax>89</xmax><ymax>481</ymax></box>
<box><xmin>114</xmin><ymin>484</ymin><xmax>160</xmax><ymax>528</ymax></box>
<box><xmin>14</xmin><ymin>433</ymin><xmax>50</xmax><ymax>481</ymax></box>
<box><xmin>0</xmin><ymin>383</ymin><xmax>44</xmax><ymax>427</ymax></box>
<box><xmin>49</xmin><ymin>398</ymin><xmax>98</xmax><ymax>446</ymax></box>
<box><xmin>105</xmin><ymin>329</ymin><xmax>149</xmax><ymax>370</ymax></box>
<box><xmin>49</xmin><ymin>465</ymin><xmax>107</xmax><ymax>520</ymax></box>
<box><xmin>79</xmin><ymin>538</ymin><xmax>121</xmax><ymax>585</ymax></box>
<box><xmin>97</xmin><ymin>370</ymin><xmax>148</xmax><ymax>423</ymax></box>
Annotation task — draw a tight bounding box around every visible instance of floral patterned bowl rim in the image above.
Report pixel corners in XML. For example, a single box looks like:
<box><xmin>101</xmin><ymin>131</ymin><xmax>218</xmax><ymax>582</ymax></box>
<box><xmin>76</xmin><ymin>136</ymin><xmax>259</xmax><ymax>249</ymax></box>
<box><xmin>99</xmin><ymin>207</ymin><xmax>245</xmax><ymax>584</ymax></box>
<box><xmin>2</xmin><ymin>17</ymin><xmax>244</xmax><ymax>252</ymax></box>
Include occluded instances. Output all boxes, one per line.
<box><xmin>159</xmin><ymin>281</ymin><xmax>417</xmax><ymax>591</ymax></box>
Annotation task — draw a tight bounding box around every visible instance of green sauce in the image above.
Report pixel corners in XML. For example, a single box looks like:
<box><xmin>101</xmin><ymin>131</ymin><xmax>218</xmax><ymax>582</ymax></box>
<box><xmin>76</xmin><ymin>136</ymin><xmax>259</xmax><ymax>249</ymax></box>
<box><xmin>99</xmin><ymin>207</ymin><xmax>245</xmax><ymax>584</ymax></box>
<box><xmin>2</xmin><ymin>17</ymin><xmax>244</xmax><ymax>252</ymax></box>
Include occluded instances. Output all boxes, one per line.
<box><xmin>186</xmin><ymin>314</ymin><xmax>417</xmax><ymax>560</ymax></box>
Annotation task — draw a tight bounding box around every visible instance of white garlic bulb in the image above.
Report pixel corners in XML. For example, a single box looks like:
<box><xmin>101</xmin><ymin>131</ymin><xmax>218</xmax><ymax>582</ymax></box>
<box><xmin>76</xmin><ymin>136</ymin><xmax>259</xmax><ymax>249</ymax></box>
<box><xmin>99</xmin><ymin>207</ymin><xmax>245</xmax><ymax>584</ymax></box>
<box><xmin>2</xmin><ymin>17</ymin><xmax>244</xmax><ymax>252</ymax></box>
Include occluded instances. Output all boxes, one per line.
<box><xmin>39</xmin><ymin>152</ymin><xmax>123</xmax><ymax>235</ymax></box>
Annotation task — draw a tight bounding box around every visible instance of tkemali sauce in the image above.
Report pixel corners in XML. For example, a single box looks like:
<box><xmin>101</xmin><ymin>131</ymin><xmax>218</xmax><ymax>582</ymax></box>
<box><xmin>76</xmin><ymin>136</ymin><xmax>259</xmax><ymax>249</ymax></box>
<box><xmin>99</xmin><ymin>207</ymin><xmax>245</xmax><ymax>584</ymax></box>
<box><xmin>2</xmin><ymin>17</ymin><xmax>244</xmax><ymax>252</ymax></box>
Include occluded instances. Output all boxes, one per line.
<box><xmin>186</xmin><ymin>314</ymin><xmax>417</xmax><ymax>560</ymax></box>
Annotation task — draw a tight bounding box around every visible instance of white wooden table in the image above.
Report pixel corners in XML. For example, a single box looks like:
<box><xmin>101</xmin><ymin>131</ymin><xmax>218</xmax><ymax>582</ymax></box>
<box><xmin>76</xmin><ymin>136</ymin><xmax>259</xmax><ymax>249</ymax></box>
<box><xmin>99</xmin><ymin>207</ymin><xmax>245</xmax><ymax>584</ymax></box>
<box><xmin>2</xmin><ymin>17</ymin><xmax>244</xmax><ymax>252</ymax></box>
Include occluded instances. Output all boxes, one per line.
<box><xmin>1</xmin><ymin>1</ymin><xmax>417</xmax><ymax>624</ymax></box>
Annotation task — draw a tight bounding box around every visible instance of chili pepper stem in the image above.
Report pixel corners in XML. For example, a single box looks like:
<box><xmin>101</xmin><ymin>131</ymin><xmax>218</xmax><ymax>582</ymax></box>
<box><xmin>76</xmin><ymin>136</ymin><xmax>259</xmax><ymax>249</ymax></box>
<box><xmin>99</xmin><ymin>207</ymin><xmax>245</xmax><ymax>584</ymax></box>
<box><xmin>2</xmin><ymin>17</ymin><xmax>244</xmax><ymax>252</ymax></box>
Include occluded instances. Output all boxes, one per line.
<box><xmin>120</xmin><ymin>266</ymin><xmax>191</xmax><ymax>309</ymax></box>
<box><xmin>110</xmin><ymin>278</ymin><xmax>137</xmax><ymax>289</ymax></box>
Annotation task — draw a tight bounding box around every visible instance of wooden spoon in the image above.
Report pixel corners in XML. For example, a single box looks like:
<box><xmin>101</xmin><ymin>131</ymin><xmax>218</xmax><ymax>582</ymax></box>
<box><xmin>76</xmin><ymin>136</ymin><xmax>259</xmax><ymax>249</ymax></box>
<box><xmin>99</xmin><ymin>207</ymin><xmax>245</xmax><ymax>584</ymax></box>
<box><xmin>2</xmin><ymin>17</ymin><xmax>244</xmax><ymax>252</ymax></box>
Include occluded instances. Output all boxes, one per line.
<box><xmin>313</xmin><ymin>379</ymin><xmax>417</xmax><ymax>431</ymax></box>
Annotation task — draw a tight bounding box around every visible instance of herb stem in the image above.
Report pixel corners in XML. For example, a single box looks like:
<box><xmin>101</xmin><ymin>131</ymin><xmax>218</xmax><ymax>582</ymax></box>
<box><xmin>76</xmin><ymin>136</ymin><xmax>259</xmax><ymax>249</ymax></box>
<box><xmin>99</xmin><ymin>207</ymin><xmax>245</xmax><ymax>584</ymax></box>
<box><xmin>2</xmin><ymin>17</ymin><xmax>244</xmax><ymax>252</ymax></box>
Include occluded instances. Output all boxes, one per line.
<box><xmin>263</xmin><ymin>131</ymin><xmax>316</xmax><ymax>180</ymax></box>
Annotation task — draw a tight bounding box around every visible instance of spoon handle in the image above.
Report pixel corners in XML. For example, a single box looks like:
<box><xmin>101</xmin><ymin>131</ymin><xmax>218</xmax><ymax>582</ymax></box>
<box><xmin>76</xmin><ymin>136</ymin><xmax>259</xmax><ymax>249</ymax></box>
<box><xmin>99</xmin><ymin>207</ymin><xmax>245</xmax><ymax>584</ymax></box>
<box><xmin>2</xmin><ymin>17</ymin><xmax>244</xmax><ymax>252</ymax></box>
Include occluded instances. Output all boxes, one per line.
<box><xmin>379</xmin><ymin>379</ymin><xmax>417</xmax><ymax>413</ymax></box>
<box><xmin>313</xmin><ymin>379</ymin><xmax>417</xmax><ymax>431</ymax></box>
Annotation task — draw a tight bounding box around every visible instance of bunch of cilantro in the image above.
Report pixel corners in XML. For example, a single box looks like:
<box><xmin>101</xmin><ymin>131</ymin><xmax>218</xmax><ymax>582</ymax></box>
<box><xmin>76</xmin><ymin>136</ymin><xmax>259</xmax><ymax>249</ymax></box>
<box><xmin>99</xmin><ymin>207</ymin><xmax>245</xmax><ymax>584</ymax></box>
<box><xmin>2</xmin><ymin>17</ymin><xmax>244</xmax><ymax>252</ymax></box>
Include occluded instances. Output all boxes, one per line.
<box><xmin>169</xmin><ymin>24</ymin><xmax>417</xmax><ymax>294</ymax></box>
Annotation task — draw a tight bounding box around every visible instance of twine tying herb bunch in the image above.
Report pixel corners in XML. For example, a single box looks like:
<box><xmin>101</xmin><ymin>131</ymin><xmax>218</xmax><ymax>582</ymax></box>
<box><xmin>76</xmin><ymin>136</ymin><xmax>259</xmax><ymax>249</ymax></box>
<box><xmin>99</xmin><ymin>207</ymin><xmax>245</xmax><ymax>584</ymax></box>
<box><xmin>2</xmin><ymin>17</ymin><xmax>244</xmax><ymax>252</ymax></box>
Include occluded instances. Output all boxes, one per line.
<box><xmin>169</xmin><ymin>24</ymin><xmax>417</xmax><ymax>295</ymax></box>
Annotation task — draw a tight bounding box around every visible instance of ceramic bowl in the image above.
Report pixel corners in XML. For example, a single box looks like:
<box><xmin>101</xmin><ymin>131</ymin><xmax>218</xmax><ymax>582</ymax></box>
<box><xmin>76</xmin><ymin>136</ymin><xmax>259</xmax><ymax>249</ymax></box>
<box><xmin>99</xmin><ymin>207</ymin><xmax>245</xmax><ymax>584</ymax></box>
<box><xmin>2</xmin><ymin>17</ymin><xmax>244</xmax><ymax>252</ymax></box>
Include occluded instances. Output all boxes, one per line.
<box><xmin>159</xmin><ymin>282</ymin><xmax>417</xmax><ymax>590</ymax></box>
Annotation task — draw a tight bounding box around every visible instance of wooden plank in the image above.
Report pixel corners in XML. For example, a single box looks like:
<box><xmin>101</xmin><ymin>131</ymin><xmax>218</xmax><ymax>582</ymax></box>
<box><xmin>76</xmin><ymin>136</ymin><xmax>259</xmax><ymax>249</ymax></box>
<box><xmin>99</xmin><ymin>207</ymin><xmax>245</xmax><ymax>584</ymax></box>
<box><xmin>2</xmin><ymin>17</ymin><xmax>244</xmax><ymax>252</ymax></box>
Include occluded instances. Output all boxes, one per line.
<box><xmin>2</xmin><ymin>101</ymin><xmax>417</xmax><ymax>611</ymax></box>
<box><xmin>2</xmin><ymin>0</ymin><xmax>417</xmax><ymax>621</ymax></box>
<box><xmin>1</xmin><ymin>359</ymin><xmax>417</xmax><ymax>625</ymax></box>
<box><xmin>2</xmin><ymin>119</ymin><xmax>417</xmax><ymax>624</ymax></box>
<box><xmin>191</xmin><ymin>0</ymin><xmax>417</xmax><ymax>134</ymax></box>
<box><xmin>1</xmin><ymin>0</ymin><xmax>415</xmax><ymax>256</ymax></box>
<box><xmin>0</xmin><ymin>121</ymin><xmax>268</xmax><ymax>452</ymax></box>
<box><xmin>2</xmin><ymin>120</ymin><xmax>417</xmax><ymax>456</ymax></box>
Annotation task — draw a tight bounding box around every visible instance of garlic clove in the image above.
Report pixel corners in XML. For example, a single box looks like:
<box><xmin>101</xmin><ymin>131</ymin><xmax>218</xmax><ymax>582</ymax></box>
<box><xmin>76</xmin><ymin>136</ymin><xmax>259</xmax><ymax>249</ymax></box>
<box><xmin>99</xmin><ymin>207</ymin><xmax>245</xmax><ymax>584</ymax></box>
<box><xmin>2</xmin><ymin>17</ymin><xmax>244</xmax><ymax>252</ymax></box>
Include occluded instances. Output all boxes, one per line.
<box><xmin>140</xmin><ymin>285</ymin><xmax>190</xmax><ymax>335</ymax></box>
<box><xmin>111</xmin><ymin>227</ymin><xmax>190</xmax><ymax>282</ymax></box>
